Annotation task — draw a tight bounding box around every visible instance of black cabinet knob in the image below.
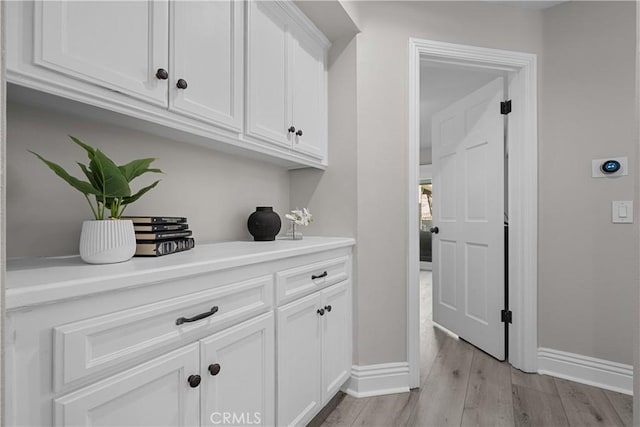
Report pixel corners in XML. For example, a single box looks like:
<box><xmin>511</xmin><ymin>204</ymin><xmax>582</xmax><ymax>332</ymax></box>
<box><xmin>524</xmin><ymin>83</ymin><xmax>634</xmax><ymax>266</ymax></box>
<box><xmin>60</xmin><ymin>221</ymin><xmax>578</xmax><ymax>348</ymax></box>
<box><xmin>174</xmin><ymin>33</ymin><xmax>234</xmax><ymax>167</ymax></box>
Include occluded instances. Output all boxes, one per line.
<box><xmin>176</xmin><ymin>79</ymin><xmax>188</xmax><ymax>89</ymax></box>
<box><xmin>430</xmin><ymin>226</ymin><xmax>439</xmax><ymax>234</ymax></box>
<box><xmin>208</xmin><ymin>363</ymin><xmax>221</xmax><ymax>376</ymax></box>
<box><xmin>187</xmin><ymin>374</ymin><xmax>201</xmax><ymax>388</ymax></box>
<box><xmin>317</xmin><ymin>308</ymin><xmax>325</xmax><ymax>316</ymax></box>
<box><xmin>296</xmin><ymin>129</ymin><xmax>303</xmax><ymax>137</ymax></box>
<box><xmin>288</xmin><ymin>126</ymin><xmax>296</xmax><ymax>133</ymax></box>
<box><xmin>155</xmin><ymin>68</ymin><xmax>169</xmax><ymax>80</ymax></box>
<box><xmin>324</xmin><ymin>305</ymin><xmax>332</xmax><ymax>312</ymax></box>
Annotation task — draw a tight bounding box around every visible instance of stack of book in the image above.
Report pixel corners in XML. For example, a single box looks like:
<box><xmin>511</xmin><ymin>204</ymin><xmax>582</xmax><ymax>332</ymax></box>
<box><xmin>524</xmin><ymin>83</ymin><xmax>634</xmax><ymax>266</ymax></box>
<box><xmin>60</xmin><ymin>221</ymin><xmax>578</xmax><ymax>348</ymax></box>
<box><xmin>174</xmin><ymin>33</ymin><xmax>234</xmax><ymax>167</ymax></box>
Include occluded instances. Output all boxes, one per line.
<box><xmin>123</xmin><ymin>216</ymin><xmax>195</xmax><ymax>257</ymax></box>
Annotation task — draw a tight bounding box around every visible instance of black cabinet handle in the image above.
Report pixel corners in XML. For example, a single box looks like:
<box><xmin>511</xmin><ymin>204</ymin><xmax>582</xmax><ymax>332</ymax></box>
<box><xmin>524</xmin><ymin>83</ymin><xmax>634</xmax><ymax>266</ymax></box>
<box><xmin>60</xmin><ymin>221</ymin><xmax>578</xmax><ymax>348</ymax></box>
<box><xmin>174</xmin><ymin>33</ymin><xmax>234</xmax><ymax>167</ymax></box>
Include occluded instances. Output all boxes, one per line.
<box><xmin>430</xmin><ymin>226</ymin><xmax>439</xmax><ymax>234</ymax></box>
<box><xmin>296</xmin><ymin>129</ymin><xmax>303</xmax><ymax>136</ymax></box>
<box><xmin>288</xmin><ymin>126</ymin><xmax>296</xmax><ymax>133</ymax></box>
<box><xmin>188</xmin><ymin>374</ymin><xmax>201</xmax><ymax>388</ymax></box>
<box><xmin>317</xmin><ymin>308</ymin><xmax>325</xmax><ymax>316</ymax></box>
<box><xmin>324</xmin><ymin>305</ymin><xmax>332</xmax><ymax>312</ymax></box>
<box><xmin>155</xmin><ymin>68</ymin><xmax>168</xmax><ymax>80</ymax></box>
<box><xmin>208</xmin><ymin>363</ymin><xmax>221</xmax><ymax>376</ymax></box>
<box><xmin>312</xmin><ymin>271</ymin><xmax>328</xmax><ymax>280</ymax></box>
<box><xmin>176</xmin><ymin>78</ymin><xmax>188</xmax><ymax>89</ymax></box>
<box><xmin>176</xmin><ymin>306</ymin><xmax>219</xmax><ymax>325</ymax></box>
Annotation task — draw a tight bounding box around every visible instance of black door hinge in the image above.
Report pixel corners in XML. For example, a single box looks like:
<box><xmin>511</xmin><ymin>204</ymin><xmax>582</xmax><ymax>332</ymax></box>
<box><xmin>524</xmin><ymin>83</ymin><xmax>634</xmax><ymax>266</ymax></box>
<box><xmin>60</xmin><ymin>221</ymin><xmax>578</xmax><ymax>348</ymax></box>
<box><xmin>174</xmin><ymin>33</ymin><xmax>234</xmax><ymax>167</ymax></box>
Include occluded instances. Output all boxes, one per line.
<box><xmin>500</xmin><ymin>100</ymin><xmax>512</xmax><ymax>115</ymax></box>
<box><xmin>501</xmin><ymin>309</ymin><xmax>512</xmax><ymax>323</ymax></box>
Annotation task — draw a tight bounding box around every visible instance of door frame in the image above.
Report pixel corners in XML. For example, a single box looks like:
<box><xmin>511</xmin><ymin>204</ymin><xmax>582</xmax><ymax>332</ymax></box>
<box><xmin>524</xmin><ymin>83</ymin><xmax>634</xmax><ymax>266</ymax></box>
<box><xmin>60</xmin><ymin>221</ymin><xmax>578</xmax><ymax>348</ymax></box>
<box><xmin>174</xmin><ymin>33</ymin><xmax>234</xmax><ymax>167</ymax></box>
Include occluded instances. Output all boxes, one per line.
<box><xmin>407</xmin><ymin>38</ymin><xmax>538</xmax><ymax>388</ymax></box>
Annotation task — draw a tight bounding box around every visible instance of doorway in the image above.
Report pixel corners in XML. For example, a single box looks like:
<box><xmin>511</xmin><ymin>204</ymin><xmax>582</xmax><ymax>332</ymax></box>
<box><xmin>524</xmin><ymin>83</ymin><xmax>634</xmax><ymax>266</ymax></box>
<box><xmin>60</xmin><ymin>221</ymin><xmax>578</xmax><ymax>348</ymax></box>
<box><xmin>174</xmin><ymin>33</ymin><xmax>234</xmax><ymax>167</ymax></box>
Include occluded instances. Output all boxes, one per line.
<box><xmin>407</xmin><ymin>39</ymin><xmax>538</xmax><ymax>388</ymax></box>
<box><xmin>419</xmin><ymin>62</ymin><xmax>509</xmax><ymax>361</ymax></box>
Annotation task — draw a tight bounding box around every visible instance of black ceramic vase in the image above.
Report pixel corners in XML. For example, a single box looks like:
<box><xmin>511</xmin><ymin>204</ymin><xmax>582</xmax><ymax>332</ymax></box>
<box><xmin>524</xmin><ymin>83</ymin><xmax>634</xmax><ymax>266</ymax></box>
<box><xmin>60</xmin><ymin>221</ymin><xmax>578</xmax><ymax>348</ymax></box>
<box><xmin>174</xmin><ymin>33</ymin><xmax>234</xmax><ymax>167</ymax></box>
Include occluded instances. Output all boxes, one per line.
<box><xmin>247</xmin><ymin>207</ymin><xmax>282</xmax><ymax>241</ymax></box>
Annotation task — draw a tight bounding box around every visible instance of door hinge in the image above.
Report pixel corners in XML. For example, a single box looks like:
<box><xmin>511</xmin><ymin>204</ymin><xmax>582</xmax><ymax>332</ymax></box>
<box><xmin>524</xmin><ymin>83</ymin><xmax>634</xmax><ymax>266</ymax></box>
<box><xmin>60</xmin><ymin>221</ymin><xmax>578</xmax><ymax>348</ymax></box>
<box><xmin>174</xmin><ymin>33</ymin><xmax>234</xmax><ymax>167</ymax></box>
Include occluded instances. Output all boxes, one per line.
<box><xmin>501</xmin><ymin>309</ymin><xmax>512</xmax><ymax>323</ymax></box>
<box><xmin>500</xmin><ymin>100</ymin><xmax>512</xmax><ymax>115</ymax></box>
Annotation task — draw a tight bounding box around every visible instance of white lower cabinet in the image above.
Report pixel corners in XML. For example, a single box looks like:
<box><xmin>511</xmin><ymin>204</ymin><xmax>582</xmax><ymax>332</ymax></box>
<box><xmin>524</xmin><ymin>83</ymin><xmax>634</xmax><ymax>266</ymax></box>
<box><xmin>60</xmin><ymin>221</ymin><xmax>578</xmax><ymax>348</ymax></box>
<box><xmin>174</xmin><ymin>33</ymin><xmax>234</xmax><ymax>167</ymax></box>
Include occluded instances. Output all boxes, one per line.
<box><xmin>54</xmin><ymin>343</ymin><xmax>201</xmax><ymax>427</ymax></box>
<box><xmin>5</xmin><ymin>240</ymin><xmax>354</xmax><ymax>427</ymax></box>
<box><xmin>321</xmin><ymin>282</ymin><xmax>351</xmax><ymax>402</ymax></box>
<box><xmin>55</xmin><ymin>313</ymin><xmax>275</xmax><ymax>427</ymax></box>
<box><xmin>277</xmin><ymin>281</ymin><xmax>351</xmax><ymax>426</ymax></box>
<box><xmin>200</xmin><ymin>313</ymin><xmax>275</xmax><ymax>427</ymax></box>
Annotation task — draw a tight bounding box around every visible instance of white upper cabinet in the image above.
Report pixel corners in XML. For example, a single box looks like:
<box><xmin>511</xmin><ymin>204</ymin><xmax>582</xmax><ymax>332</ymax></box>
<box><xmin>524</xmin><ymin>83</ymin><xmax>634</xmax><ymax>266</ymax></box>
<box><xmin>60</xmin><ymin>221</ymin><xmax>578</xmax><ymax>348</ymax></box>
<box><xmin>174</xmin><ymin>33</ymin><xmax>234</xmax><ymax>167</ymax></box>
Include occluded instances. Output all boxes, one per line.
<box><xmin>290</xmin><ymin>22</ymin><xmax>327</xmax><ymax>160</ymax></box>
<box><xmin>34</xmin><ymin>1</ymin><xmax>169</xmax><ymax>107</ymax></box>
<box><xmin>246</xmin><ymin>1</ymin><xmax>329</xmax><ymax>161</ymax></box>
<box><xmin>245</xmin><ymin>1</ymin><xmax>292</xmax><ymax>149</ymax></box>
<box><xmin>170</xmin><ymin>1</ymin><xmax>243</xmax><ymax>132</ymax></box>
<box><xmin>7</xmin><ymin>0</ymin><xmax>330</xmax><ymax>168</ymax></box>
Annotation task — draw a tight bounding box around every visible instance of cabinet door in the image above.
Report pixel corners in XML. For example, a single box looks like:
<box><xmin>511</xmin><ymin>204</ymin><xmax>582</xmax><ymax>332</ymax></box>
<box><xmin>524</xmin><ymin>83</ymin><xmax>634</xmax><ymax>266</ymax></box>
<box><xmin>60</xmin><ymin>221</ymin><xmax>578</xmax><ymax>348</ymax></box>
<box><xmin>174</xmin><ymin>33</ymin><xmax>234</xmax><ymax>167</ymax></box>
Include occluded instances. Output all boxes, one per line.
<box><xmin>321</xmin><ymin>281</ymin><xmax>351</xmax><ymax>403</ymax></box>
<box><xmin>35</xmin><ymin>1</ymin><xmax>169</xmax><ymax>107</ymax></box>
<box><xmin>200</xmin><ymin>313</ymin><xmax>275</xmax><ymax>427</ymax></box>
<box><xmin>245</xmin><ymin>1</ymin><xmax>293</xmax><ymax>149</ymax></box>
<box><xmin>277</xmin><ymin>292</ymin><xmax>322</xmax><ymax>426</ymax></box>
<box><xmin>290</xmin><ymin>24</ymin><xmax>326</xmax><ymax>160</ymax></box>
<box><xmin>54</xmin><ymin>343</ymin><xmax>200</xmax><ymax>427</ymax></box>
<box><xmin>170</xmin><ymin>1</ymin><xmax>243</xmax><ymax>132</ymax></box>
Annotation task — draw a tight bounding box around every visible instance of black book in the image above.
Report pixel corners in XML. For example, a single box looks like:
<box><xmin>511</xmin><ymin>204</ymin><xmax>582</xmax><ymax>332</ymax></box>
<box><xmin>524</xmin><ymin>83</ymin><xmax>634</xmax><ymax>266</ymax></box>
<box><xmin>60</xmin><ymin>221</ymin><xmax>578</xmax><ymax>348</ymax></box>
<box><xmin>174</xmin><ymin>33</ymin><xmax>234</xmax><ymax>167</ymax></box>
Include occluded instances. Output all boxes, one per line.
<box><xmin>135</xmin><ymin>230</ymin><xmax>193</xmax><ymax>241</ymax></box>
<box><xmin>135</xmin><ymin>237</ymin><xmax>195</xmax><ymax>257</ymax></box>
<box><xmin>122</xmin><ymin>216</ymin><xmax>187</xmax><ymax>224</ymax></box>
<box><xmin>134</xmin><ymin>223</ymin><xmax>189</xmax><ymax>232</ymax></box>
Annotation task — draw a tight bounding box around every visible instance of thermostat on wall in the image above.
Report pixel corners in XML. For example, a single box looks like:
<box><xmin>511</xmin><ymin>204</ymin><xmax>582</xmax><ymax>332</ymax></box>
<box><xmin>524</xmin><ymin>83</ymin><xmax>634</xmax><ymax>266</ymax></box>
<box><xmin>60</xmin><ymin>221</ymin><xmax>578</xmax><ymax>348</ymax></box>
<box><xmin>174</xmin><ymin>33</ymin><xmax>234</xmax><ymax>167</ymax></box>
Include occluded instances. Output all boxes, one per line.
<box><xmin>592</xmin><ymin>157</ymin><xmax>628</xmax><ymax>178</ymax></box>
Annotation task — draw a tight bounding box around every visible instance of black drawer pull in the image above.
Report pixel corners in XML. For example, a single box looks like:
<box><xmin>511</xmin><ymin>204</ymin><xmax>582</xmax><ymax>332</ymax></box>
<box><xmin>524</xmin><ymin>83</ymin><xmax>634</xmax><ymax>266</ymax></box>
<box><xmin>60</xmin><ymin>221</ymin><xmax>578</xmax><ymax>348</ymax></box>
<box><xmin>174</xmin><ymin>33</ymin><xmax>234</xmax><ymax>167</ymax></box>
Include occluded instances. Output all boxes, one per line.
<box><xmin>324</xmin><ymin>305</ymin><xmax>332</xmax><ymax>312</ymax></box>
<box><xmin>312</xmin><ymin>271</ymin><xmax>328</xmax><ymax>280</ymax></box>
<box><xmin>176</xmin><ymin>306</ymin><xmax>219</xmax><ymax>325</ymax></box>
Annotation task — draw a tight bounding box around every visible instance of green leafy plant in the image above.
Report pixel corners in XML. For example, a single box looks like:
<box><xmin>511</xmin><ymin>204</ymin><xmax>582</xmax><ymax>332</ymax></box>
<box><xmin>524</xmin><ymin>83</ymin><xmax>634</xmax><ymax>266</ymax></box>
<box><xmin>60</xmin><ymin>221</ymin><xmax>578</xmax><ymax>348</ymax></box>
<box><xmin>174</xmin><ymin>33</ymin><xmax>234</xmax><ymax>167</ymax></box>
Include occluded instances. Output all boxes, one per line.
<box><xmin>30</xmin><ymin>136</ymin><xmax>162</xmax><ymax>220</ymax></box>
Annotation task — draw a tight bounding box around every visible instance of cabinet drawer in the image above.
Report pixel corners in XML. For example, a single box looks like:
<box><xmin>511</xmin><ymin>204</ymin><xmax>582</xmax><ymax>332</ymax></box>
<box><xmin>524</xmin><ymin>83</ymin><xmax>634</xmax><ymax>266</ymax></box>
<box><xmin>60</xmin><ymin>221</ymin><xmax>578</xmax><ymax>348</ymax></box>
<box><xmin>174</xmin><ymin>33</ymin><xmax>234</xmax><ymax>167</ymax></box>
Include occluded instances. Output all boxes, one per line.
<box><xmin>53</xmin><ymin>275</ymin><xmax>273</xmax><ymax>391</ymax></box>
<box><xmin>276</xmin><ymin>257</ymin><xmax>349</xmax><ymax>306</ymax></box>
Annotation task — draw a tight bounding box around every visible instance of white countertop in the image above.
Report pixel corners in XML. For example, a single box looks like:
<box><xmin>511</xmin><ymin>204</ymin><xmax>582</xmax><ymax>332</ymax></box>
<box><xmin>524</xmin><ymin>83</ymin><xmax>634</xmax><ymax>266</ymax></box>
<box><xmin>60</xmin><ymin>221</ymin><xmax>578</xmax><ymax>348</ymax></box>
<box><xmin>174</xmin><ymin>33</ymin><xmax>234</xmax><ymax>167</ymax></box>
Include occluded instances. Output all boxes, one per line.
<box><xmin>6</xmin><ymin>237</ymin><xmax>355</xmax><ymax>310</ymax></box>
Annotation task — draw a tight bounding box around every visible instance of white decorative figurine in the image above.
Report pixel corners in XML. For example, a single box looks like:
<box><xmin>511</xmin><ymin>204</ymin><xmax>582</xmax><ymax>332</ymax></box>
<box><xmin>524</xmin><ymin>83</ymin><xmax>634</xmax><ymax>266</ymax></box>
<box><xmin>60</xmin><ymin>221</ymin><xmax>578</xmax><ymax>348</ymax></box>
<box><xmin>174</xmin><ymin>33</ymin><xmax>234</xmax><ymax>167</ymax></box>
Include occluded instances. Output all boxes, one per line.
<box><xmin>285</xmin><ymin>208</ymin><xmax>313</xmax><ymax>240</ymax></box>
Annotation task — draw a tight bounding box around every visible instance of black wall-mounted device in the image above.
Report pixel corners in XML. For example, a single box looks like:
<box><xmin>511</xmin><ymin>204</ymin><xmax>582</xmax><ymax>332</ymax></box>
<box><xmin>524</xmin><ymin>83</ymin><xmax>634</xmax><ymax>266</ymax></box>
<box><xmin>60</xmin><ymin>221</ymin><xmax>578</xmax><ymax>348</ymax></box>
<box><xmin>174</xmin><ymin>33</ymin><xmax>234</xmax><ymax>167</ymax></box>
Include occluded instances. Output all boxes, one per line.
<box><xmin>601</xmin><ymin>160</ymin><xmax>621</xmax><ymax>174</ymax></box>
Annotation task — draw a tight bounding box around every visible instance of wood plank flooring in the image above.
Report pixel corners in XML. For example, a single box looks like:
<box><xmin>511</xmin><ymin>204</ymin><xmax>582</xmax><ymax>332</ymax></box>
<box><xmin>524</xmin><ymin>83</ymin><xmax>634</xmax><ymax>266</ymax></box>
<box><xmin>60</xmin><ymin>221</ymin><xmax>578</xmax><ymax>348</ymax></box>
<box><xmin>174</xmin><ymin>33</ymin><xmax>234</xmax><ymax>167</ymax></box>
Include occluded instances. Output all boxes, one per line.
<box><xmin>320</xmin><ymin>272</ymin><xmax>632</xmax><ymax>427</ymax></box>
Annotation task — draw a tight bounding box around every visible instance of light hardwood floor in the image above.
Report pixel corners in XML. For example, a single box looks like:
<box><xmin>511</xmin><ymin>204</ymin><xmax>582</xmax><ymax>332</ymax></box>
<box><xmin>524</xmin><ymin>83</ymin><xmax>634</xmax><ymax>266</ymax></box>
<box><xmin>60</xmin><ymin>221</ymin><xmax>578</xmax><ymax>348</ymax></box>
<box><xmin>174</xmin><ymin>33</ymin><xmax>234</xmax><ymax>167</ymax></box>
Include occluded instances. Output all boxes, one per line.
<box><xmin>319</xmin><ymin>272</ymin><xmax>632</xmax><ymax>427</ymax></box>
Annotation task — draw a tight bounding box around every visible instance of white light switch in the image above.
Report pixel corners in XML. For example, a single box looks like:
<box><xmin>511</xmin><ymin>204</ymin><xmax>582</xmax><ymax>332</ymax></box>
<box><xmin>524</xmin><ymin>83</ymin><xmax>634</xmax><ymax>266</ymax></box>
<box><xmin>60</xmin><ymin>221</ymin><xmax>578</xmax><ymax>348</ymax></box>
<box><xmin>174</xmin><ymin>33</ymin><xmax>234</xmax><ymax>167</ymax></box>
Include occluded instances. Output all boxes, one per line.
<box><xmin>612</xmin><ymin>201</ymin><xmax>633</xmax><ymax>223</ymax></box>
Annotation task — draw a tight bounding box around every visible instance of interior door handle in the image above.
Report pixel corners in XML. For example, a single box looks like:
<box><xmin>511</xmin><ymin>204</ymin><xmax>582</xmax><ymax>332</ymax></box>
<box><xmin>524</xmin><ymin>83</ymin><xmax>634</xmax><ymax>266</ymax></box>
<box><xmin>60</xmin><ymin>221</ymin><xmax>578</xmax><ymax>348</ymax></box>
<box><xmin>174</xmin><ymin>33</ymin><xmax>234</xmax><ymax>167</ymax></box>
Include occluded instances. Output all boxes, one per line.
<box><xmin>430</xmin><ymin>226</ymin><xmax>439</xmax><ymax>234</ymax></box>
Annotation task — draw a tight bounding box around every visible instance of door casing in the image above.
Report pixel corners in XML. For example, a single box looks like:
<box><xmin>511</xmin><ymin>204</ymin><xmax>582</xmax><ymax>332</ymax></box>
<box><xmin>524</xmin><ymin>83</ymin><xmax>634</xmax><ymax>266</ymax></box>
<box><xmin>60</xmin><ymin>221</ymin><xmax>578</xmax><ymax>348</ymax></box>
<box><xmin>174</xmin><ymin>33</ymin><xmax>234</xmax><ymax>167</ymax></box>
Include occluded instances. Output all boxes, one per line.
<box><xmin>407</xmin><ymin>38</ymin><xmax>538</xmax><ymax>388</ymax></box>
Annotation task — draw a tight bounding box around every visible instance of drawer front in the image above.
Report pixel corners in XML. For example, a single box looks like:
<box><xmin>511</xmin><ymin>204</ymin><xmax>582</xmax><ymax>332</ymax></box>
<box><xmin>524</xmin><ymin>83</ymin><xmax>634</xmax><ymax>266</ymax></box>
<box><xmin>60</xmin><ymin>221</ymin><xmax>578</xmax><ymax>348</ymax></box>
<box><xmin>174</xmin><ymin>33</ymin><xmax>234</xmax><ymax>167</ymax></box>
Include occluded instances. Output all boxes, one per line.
<box><xmin>54</xmin><ymin>275</ymin><xmax>273</xmax><ymax>391</ymax></box>
<box><xmin>276</xmin><ymin>256</ymin><xmax>349</xmax><ymax>306</ymax></box>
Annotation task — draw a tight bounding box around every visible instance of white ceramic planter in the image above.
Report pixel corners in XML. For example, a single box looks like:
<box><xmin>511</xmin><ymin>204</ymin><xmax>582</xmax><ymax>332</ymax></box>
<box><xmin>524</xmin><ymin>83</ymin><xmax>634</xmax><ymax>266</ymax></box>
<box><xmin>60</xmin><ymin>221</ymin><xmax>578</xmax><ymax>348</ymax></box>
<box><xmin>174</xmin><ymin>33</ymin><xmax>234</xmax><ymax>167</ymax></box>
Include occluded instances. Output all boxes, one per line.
<box><xmin>79</xmin><ymin>219</ymin><xmax>136</xmax><ymax>264</ymax></box>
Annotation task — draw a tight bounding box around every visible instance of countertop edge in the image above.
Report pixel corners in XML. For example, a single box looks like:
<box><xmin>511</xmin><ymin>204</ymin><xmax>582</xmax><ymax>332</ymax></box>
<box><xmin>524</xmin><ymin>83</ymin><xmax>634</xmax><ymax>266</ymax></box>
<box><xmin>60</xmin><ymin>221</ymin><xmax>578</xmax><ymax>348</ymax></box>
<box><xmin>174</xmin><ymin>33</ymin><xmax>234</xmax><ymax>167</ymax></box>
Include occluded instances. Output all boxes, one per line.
<box><xmin>7</xmin><ymin>237</ymin><xmax>356</xmax><ymax>311</ymax></box>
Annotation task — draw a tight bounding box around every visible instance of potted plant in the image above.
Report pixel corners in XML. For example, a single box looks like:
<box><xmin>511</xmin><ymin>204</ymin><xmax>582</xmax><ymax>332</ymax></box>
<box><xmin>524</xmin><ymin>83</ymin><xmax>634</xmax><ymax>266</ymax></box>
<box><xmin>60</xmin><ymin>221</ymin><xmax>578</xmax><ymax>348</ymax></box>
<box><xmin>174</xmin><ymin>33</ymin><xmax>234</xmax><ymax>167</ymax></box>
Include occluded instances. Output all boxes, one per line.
<box><xmin>30</xmin><ymin>136</ymin><xmax>161</xmax><ymax>264</ymax></box>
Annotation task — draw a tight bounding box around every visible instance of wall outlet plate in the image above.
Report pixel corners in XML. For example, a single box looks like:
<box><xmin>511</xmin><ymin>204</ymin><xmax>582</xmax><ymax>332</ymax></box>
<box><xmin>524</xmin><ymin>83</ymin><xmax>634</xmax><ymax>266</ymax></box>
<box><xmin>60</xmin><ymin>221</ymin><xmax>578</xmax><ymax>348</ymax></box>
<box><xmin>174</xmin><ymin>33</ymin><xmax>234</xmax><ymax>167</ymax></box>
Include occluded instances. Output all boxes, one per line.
<box><xmin>592</xmin><ymin>157</ymin><xmax>628</xmax><ymax>178</ymax></box>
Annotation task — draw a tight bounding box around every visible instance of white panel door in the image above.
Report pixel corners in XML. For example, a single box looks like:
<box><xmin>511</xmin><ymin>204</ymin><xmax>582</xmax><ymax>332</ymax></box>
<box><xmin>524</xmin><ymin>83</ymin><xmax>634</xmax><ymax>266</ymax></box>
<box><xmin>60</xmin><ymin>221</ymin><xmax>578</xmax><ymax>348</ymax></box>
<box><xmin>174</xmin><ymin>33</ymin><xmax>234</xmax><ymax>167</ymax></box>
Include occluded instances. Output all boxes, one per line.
<box><xmin>290</xmin><ymin>23</ymin><xmax>326</xmax><ymax>160</ymax></box>
<box><xmin>35</xmin><ymin>1</ymin><xmax>169</xmax><ymax>106</ymax></box>
<box><xmin>200</xmin><ymin>313</ymin><xmax>275</xmax><ymax>427</ymax></box>
<box><xmin>321</xmin><ymin>281</ymin><xmax>351</xmax><ymax>403</ymax></box>
<box><xmin>246</xmin><ymin>1</ymin><xmax>292</xmax><ymax>149</ymax></box>
<box><xmin>170</xmin><ymin>1</ymin><xmax>243</xmax><ymax>132</ymax></box>
<box><xmin>277</xmin><ymin>292</ymin><xmax>322</xmax><ymax>426</ymax></box>
<box><xmin>54</xmin><ymin>343</ymin><xmax>200</xmax><ymax>427</ymax></box>
<box><xmin>431</xmin><ymin>77</ymin><xmax>505</xmax><ymax>360</ymax></box>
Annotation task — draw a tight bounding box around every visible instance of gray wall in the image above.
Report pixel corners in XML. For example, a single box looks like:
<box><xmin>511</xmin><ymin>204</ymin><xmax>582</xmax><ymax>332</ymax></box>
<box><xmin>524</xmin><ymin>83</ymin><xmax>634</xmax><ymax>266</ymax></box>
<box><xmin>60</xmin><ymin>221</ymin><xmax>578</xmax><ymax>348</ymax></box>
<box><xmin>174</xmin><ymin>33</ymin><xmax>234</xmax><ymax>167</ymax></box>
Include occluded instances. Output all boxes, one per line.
<box><xmin>7</xmin><ymin>102</ymin><xmax>290</xmax><ymax>257</ymax></box>
<box><xmin>291</xmin><ymin>0</ymin><xmax>637</xmax><ymax>368</ymax></box>
<box><xmin>538</xmin><ymin>1</ymin><xmax>637</xmax><ymax>365</ymax></box>
<box><xmin>348</xmin><ymin>0</ymin><xmax>544</xmax><ymax>365</ymax></box>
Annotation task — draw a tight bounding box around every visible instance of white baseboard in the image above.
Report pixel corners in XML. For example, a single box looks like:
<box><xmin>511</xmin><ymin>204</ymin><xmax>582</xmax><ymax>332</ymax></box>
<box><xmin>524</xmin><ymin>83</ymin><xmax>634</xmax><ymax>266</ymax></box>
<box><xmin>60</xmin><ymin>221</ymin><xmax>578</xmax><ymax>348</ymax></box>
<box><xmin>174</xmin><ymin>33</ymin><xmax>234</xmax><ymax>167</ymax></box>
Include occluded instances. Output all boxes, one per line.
<box><xmin>537</xmin><ymin>347</ymin><xmax>633</xmax><ymax>395</ymax></box>
<box><xmin>344</xmin><ymin>362</ymin><xmax>410</xmax><ymax>398</ymax></box>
